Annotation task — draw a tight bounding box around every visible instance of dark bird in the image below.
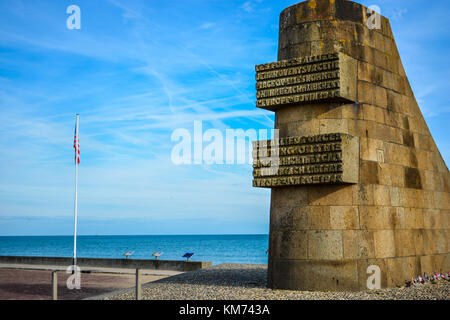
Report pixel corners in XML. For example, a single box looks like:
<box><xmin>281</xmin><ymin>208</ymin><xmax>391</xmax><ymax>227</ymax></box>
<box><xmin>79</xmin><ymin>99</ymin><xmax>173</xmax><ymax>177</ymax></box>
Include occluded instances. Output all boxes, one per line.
<box><xmin>182</xmin><ymin>252</ymin><xmax>194</xmax><ymax>261</ymax></box>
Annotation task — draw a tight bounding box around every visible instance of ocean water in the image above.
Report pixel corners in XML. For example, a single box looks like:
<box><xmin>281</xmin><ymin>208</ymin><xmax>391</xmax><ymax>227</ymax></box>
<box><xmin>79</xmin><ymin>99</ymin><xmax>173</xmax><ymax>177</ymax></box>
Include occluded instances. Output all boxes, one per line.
<box><xmin>0</xmin><ymin>235</ymin><xmax>269</xmax><ymax>265</ymax></box>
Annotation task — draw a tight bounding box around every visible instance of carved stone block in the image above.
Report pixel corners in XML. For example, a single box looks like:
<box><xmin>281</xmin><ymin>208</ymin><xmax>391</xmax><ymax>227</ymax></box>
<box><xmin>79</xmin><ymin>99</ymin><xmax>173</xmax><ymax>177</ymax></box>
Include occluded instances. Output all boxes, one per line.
<box><xmin>255</xmin><ymin>52</ymin><xmax>357</xmax><ymax>111</ymax></box>
<box><xmin>252</xmin><ymin>133</ymin><xmax>359</xmax><ymax>187</ymax></box>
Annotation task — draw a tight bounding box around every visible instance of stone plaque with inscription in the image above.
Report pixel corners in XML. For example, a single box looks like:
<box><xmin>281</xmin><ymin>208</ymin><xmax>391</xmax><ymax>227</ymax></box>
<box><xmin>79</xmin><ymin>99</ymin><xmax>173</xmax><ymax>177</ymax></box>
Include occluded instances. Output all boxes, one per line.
<box><xmin>255</xmin><ymin>52</ymin><xmax>357</xmax><ymax>111</ymax></box>
<box><xmin>252</xmin><ymin>133</ymin><xmax>359</xmax><ymax>187</ymax></box>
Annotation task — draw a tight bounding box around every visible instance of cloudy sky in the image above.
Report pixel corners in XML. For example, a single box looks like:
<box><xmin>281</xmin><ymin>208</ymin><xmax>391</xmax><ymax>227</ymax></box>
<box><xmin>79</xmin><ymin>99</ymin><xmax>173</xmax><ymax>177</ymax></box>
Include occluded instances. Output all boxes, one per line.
<box><xmin>0</xmin><ymin>0</ymin><xmax>449</xmax><ymax>235</ymax></box>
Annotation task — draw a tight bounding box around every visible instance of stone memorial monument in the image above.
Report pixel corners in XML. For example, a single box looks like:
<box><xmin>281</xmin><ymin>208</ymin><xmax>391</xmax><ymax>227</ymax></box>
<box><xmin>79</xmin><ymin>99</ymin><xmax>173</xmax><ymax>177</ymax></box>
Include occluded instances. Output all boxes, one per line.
<box><xmin>252</xmin><ymin>0</ymin><xmax>449</xmax><ymax>290</ymax></box>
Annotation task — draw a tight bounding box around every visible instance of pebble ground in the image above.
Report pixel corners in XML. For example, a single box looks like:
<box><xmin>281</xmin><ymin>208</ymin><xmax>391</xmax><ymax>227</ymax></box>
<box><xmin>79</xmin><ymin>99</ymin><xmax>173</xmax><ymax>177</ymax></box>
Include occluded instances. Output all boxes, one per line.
<box><xmin>107</xmin><ymin>264</ymin><xmax>450</xmax><ymax>300</ymax></box>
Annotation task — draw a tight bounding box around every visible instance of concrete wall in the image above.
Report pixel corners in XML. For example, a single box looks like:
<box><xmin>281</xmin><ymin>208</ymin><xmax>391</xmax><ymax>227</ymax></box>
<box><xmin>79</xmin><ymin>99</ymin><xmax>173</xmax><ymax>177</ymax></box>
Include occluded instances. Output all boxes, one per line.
<box><xmin>0</xmin><ymin>256</ymin><xmax>212</xmax><ymax>272</ymax></box>
<box><xmin>267</xmin><ymin>0</ymin><xmax>449</xmax><ymax>291</ymax></box>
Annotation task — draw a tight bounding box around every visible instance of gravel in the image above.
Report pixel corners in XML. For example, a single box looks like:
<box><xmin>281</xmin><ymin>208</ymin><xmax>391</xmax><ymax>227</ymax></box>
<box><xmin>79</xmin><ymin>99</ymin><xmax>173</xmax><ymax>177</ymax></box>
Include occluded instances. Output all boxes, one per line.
<box><xmin>106</xmin><ymin>264</ymin><xmax>450</xmax><ymax>300</ymax></box>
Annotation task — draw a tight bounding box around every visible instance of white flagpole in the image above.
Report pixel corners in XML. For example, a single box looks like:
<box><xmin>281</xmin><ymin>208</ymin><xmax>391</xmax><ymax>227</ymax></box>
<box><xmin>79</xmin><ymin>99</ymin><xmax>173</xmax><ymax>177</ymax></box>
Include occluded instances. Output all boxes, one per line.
<box><xmin>73</xmin><ymin>114</ymin><xmax>79</xmax><ymax>269</ymax></box>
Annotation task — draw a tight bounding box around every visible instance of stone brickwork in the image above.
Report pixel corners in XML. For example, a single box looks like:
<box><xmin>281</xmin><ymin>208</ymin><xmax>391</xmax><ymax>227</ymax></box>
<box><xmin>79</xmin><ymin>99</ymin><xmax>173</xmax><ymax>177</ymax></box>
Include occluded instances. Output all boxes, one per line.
<box><xmin>258</xmin><ymin>0</ymin><xmax>449</xmax><ymax>291</ymax></box>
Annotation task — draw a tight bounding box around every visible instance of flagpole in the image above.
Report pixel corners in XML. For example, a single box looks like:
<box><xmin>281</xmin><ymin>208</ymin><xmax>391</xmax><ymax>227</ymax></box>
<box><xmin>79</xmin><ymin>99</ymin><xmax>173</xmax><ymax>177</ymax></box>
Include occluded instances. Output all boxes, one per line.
<box><xmin>73</xmin><ymin>114</ymin><xmax>79</xmax><ymax>269</ymax></box>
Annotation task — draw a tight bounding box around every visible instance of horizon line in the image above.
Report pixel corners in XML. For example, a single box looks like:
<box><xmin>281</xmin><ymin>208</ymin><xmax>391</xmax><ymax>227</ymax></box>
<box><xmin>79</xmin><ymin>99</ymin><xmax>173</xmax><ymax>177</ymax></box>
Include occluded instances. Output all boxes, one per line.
<box><xmin>0</xmin><ymin>233</ymin><xmax>269</xmax><ymax>237</ymax></box>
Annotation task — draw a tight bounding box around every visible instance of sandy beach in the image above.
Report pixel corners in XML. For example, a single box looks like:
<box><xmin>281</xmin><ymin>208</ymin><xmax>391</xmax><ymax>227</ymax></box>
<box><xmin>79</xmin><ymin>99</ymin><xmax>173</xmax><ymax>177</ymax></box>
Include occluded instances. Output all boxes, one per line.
<box><xmin>107</xmin><ymin>264</ymin><xmax>450</xmax><ymax>300</ymax></box>
<box><xmin>0</xmin><ymin>263</ymin><xmax>448</xmax><ymax>300</ymax></box>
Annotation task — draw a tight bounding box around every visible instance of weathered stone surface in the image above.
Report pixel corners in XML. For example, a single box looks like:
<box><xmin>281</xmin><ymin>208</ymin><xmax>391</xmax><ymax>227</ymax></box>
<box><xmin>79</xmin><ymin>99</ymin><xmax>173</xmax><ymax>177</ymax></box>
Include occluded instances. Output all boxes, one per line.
<box><xmin>269</xmin><ymin>259</ymin><xmax>360</xmax><ymax>291</ymax></box>
<box><xmin>252</xmin><ymin>133</ymin><xmax>359</xmax><ymax>187</ymax></box>
<box><xmin>255</xmin><ymin>0</ymin><xmax>449</xmax><ymax>291</ymax></box>
<box><xmin>255</xmin><ymin>52</ymin><xmax>357</xmax><ymax>111</ymax></box>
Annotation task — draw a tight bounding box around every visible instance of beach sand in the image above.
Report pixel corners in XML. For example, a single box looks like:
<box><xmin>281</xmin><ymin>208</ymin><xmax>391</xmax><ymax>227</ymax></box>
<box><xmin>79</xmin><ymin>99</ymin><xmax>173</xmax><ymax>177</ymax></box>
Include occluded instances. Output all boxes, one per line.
<box><xmin>107</xmin><ymin>264</ymin><xmax>450</xmax><ymax>300</ymax></box>
<box><xmin>1</xmin><ymin>264</ymin><xmax>448</xmax><ymax>300</ymax></box>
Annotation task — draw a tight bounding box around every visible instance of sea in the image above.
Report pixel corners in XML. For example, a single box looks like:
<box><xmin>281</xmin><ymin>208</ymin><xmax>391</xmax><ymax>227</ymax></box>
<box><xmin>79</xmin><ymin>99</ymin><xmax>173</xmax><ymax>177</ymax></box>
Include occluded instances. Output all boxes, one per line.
<box><xmin>0</xmin><ymin>235</ymin><xmax>269</xmax><ymax>265</ymax></box>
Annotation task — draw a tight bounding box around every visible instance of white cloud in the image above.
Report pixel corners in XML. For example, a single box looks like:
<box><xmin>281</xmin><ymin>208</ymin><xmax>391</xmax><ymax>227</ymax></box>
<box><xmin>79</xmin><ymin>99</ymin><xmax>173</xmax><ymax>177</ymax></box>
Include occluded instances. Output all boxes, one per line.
<box><xmin>242</xmin><ymin>1</ymin><xmax>254</xmax><ymax>13</ymax></box>
<box><xmin>198</xmin><ymin>22</ymin><xmax>215</xmax><ymax>30</ymax></box>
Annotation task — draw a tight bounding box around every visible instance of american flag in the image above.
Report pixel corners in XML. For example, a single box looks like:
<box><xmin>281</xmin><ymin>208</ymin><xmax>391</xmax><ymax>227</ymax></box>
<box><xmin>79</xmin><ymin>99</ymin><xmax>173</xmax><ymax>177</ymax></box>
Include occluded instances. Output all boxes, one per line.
<box><xmin>74</xmin><ymin>120</ymin><xmax>80</xmax><ymax>165</ymax></box>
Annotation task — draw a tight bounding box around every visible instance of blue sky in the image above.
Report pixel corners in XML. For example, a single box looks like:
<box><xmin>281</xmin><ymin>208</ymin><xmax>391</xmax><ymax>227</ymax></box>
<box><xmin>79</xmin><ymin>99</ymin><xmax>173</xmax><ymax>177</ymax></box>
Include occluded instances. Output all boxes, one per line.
<box><xmin>0</xmin><ymin>0</ymin><xmax>449</xmax><ymax>236</ymax></box>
